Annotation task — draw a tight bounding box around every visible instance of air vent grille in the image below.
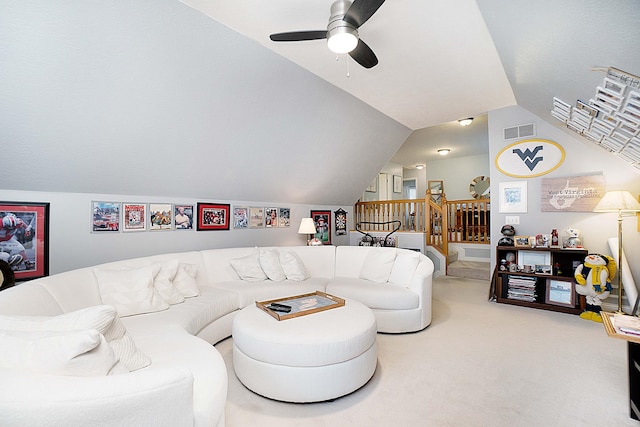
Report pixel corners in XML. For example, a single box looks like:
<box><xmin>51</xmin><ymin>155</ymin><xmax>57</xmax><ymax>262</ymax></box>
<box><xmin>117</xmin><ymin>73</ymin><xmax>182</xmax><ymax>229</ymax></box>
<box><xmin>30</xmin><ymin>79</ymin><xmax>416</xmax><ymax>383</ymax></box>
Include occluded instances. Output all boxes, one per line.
<box><xmin>503</xmin><ymin>123</ymin><xmax>536</xmax><ymax>140</ymax></box>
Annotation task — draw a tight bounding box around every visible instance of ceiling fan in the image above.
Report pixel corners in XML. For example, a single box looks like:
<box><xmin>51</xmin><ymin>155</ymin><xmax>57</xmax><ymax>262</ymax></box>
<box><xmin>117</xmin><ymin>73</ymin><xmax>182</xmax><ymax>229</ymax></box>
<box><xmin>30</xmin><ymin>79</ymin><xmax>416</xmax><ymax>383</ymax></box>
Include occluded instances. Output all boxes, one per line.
<box><xmin>269</xmin><ymin>0</ymin><xmax>385</xmax><ymax>69</ymax></box>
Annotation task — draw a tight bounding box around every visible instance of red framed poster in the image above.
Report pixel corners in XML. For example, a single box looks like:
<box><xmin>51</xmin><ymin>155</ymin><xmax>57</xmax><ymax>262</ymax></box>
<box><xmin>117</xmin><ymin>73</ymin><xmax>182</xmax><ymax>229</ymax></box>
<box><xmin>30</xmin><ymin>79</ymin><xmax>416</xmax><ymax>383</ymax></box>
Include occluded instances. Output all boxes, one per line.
<box><xmin>0</xmin><ymin>201</ymin><xmax>50</xmax><ymax>281</ymax></box>
<box><xmin>310</xmin><ymin>210</ymin><xmax>331</xmax><ymax>245</ymax></box>
<box><xmin>197</xmin><ymin>203</ymin><xmax>230</xmax><ymax>231</ymax></box>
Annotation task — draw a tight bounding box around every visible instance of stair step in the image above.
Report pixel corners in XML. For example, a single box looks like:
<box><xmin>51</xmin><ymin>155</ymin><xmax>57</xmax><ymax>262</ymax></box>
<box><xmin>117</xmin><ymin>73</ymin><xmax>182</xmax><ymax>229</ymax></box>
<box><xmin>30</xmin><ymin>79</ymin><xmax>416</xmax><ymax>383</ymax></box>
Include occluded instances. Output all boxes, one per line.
<box><xmin>447</xmin><ymin>260</ymin><xmax>491</xmax><ymax>281</ymax></box>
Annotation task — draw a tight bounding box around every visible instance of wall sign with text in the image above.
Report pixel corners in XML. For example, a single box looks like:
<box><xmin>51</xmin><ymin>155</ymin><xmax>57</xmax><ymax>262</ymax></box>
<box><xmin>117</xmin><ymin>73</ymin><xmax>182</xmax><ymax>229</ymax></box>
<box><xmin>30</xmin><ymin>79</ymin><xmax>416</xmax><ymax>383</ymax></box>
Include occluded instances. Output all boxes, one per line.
<box><xmin>495</xmin><ymin>139</ymin><xmax>565</xmax><ymax>178</ymax></box>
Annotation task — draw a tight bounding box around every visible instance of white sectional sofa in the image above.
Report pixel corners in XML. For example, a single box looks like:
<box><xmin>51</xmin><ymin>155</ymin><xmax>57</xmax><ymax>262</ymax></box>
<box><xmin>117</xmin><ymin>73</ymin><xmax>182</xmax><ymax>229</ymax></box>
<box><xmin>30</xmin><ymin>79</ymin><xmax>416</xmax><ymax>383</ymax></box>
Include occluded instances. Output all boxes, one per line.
<box><xmin>0</xmin><ymin>245</ymin><xmax>433</xmax><ymax>427</ymax></box>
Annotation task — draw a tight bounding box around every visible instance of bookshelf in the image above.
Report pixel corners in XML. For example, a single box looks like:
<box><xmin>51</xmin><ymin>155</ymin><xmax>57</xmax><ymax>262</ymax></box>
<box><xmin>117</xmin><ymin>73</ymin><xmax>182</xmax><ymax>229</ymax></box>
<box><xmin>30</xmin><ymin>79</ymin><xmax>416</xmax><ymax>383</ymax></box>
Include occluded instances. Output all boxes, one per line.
<box><xmin>495</xmin><ymin>246</ymin><xmax>587</xmax><ymax>314</ymax></box>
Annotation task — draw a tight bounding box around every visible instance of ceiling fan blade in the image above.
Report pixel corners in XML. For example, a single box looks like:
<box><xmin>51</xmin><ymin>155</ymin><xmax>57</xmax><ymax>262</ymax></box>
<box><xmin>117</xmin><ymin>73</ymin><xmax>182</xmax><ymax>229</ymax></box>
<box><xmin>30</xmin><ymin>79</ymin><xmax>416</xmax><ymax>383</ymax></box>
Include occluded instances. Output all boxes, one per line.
<box><xmin>269</xmin><ymin>31</ymin><xmax>327</xmax><ymax>42</ymax></box>
<box><xmin>344</xmin><ymin>0</ymin><xmax>386</xmax><ymax>28</ymax></box>
<box><xmin>349</xmin><ymin>39</ymin><xmax>378</xmax><ymax>69</ymax></box>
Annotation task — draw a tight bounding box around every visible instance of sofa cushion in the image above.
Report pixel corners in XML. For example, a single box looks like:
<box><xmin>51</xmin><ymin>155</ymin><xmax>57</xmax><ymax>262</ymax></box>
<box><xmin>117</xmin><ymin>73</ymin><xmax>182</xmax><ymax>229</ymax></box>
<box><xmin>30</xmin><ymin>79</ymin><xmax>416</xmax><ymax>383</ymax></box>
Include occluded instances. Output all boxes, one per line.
<box><xmin>359</xmin><ymin>248</ymin><xmax>397</xmax><ymax>283</ymax></box>
<box><xmin>279</xmin><ymin>250</ymin><xmax>310</xmax><ymax>281</ymax></box>
<box><xmin>388</xmin><ymin>250</ymin><xmax>420</xmax><ymax>287</ymax></box>
<box><xmin>326</xmin><ymin>277</ymin><xmax>419</xmax><ymax>310</ymax></box>
<box><xmin>0</xmin><ymin>328</ymin><xmax>121</xmax><ymax>376</ymax></box>
<box><xmin>259</xmin><ymin>249</ymin><xmax>286</xmax><ymax>282</ymax></box>
<box><xmin>174</xmin><ymin>263</ymin><xmax>200</xmax><ymax>297</ymax></box>
<box><xmin>151</xmin><ymin>260</ymin><xmax>184</xmax><ymax>305</ymax></box>
<box><xmin>230</xmin><ymin>251</ymin><xmax>268</xmax><ymax>282</ymax></box>
<box><xmin>94</xmin><ymin>266</ymin><xmax>169</xmax><ymax>317</ymax></box>
<box><xmin>213</xmin><ymin>278</ymin><xmax>327</xmax><ymax>308</ymax></box>
<box><xmin>0</xmin><ymin>305</ymin><xmax>151</xmax><ymax>372</ymax></box>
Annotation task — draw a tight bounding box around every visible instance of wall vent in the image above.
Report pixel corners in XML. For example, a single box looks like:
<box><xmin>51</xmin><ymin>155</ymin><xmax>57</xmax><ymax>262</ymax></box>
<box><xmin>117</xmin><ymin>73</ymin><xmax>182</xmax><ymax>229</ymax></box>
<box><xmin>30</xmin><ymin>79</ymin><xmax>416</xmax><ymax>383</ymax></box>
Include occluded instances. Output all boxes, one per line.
<box><xmin>503</xmin><ymin>123</ymin><xmax>536</xmax><ymax>140</ymax></box>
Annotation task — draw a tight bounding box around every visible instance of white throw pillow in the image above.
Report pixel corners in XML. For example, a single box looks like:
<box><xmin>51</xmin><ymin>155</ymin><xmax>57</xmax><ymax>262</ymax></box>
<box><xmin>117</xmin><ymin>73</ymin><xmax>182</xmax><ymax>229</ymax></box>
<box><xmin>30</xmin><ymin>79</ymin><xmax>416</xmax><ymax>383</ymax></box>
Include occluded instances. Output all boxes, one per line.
<box><xmin>388</xmin><ymin>251</ymin><xmax>420</xmax><ymax>287</ymax></box>
<box><xmin>94</xmin><ymin>266</ymin><xmax>169</xmax><ymax>317</ymax></box>
<box><xmin>230</xmin><ymin>252</ymin><xmax>267</xmax><ymax>282</ymax></box>
<box><xmin>0</xmin><ymin>328</ymin><xmax>120</xmax><ymax>377</ymax></box>
<box><xmin>259</xmin><ymin>249</ymin><xmax>286</xmax><ymax>282</ymax></box>
<box><xmin>279</xmin><ymin>251</ymin><xmax>309</xmax><ymax>282</ymax></box>
<box><xmin>173</xmin><ymin>263</ymin><xmax>200</xmax><ymax>297</ymax></box>
<box><xmin>152</xmin><ymin>260</ymin><xmax>184</xmax><ymax>305</ymax></box>
<box><xmin>359</xmin><ymin>248</ymin><xmax>397</xmax><ymax>283</ymax></box>
<box><xmin>0</xmin><ymin>305</ymin><xmax>150</xmax><ymax>372</ymax></box>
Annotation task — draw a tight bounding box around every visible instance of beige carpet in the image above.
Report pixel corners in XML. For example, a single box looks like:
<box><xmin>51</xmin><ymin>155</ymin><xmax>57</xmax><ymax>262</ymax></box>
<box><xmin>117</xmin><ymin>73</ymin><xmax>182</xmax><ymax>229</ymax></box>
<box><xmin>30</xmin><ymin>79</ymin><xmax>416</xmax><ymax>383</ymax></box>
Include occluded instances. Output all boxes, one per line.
<box><xmin>215</xmin><ymin>276</ymin><xmax>636</xmax><ymax>426</ymax></box>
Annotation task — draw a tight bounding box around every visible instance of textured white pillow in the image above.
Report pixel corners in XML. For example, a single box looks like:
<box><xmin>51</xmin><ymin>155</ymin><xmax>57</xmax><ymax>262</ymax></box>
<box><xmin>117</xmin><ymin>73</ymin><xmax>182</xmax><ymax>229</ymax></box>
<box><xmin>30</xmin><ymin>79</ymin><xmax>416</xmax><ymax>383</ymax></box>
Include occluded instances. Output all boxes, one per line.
<box><xmin>0</xmin><ymin>305</ymin><xmax>150</xmax><ymax>372</ymax></box>
<box><xmin>173</xmin><ymin>263</ymin><xmax>200</xmax><ymax>297</ymax></box>
<box><xmin>152</xmin><ymin>260</ymin><xmax>184</xmax><ymax>305</ymax></box>
<box><xmin>230</xmin><ymin>252</ymin><xmax>267</xmax><ymax>282</ymax></box>
<box><xmin>388</xmin><ymin>251</ymin><xmax>420</xmax><ymax>286</ymax></box>
<box><xmin>0</xmin><ymin>328</ymin><xmax>119</xmax><ymax>377</ymax></box>
<box><xmin>94</xmin><ymin>266</ymin><xmax>169</xmax><ymax>317</ymax></box>
<box><xmin>279</xmin><ymin>251</ymin><xmax>309</xmax><ymax>282</ymax></box>
<box><xmin>259</xmin><ymin>249</ymin><xmax>286</xmax><ymax>282</ymax></box>
<box><xmin>359</xmin><ymin>248</ymin><xmax>397</xmax><ymax>283</ymax></box>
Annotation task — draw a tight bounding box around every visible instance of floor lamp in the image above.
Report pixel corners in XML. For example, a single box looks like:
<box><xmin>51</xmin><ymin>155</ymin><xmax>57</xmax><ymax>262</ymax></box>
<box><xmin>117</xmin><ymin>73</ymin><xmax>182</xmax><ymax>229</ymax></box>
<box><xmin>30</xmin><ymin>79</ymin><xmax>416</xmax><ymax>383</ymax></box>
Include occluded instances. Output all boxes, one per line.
<box><xmin>593</xmin><ymin>190</ymin><xmax>640</xmax><ymax>314</ymax></box>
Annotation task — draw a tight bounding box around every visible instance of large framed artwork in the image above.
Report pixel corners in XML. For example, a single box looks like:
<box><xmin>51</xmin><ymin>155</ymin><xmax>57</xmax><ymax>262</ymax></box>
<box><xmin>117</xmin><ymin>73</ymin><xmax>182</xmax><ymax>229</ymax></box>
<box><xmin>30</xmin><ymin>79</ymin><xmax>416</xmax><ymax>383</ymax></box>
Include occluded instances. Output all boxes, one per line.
<box><xmin>0</xmin><ymin>201</ymin><xmax>50</xmax><ymax>281</ymax></box>
<box><xmin>197</xmin><ymin>203</ymin><xmax>230</xmax><ymax>231</ymax></box>
<box><xmin>311</xmin><ymin>210</ymin><xmax>331</xmax><ymax>245</ymax></box>
<box><xmin>92</xmin><ymin>201</ymin><xmax>120</xmax><ymax>232</ymax></box>
<box><xmin>123</xmin><ymin>203</ymin><xmax>147</xmax><ymax>232</ymax></box>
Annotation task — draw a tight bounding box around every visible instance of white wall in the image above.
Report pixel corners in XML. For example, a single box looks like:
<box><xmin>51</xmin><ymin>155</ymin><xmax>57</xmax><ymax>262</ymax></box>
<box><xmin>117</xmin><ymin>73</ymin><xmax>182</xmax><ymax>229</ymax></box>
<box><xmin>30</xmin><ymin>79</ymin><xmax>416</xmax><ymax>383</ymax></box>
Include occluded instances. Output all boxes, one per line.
<box><xmin>403</xmin><ymin>167</ymin><xmax>427</xmax><ymax>199</ymax></box>
<box><xmin>426</xmin><ymin>154</ymin><xmax>491</xmax><ymax>200</ymax></box>
<box><xmin>488</xmin><ymin>106</ymin><xmax>640</xmax><ymax>281</ymax></box>
<box><xmin>1</xmin><ymin>189</ymin><xmax>350</xmax><ymax>275</ymax></box>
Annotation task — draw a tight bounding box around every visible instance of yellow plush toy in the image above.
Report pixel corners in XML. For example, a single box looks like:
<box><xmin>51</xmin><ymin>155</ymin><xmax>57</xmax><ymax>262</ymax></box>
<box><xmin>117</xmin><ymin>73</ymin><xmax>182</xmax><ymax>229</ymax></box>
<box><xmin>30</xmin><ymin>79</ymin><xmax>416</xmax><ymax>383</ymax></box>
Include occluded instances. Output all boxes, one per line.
<box><xmin>574</xmin><ymin>253</ymin><xmax>616</xmax><ymax>323</ymax></box>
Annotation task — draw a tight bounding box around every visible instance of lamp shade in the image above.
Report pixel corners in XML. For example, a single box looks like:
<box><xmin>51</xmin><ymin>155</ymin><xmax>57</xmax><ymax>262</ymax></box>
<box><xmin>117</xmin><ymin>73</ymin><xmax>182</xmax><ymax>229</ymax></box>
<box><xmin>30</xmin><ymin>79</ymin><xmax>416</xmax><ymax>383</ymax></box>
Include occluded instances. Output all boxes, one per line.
<box><xmin>593</xmin><ymin>190</ymin><xmax>640</xmax><ymax>213</ymax></box>
<box><xmin>298</xmin><ymin>218</ymin><xmax>317</xmax><ymax>234</ymax></box>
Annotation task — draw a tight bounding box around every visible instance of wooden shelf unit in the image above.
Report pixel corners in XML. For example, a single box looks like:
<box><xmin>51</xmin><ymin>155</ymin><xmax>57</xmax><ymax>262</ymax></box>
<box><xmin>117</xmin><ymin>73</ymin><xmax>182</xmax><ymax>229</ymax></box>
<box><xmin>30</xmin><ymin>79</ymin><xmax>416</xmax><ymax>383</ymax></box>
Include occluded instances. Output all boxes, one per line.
<box><xmin>495</xmin><ymin>246</ymin><xmax>587</xmax><ymax>314</ymax></box>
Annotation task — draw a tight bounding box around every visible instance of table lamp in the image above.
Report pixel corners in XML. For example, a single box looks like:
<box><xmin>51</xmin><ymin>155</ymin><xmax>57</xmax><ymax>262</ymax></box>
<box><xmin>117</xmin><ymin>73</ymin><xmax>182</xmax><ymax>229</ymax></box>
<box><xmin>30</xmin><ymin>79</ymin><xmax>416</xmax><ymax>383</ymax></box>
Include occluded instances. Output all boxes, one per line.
<box><xmin>298</xmin><ymin>218</ymin><xmax>318</xmax><ymax>246</ymax></box>
<box><xmin>593</xmin><ymin>190</ymin><xmax>640</xmax><ymax>313</ymax></box>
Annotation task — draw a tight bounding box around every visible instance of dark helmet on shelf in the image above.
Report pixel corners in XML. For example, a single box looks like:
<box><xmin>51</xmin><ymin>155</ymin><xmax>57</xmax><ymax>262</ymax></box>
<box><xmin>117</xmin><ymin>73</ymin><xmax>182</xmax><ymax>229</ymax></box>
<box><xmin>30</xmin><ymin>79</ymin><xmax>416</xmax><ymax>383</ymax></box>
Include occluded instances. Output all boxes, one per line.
<box><xmin>500</xmin><ymin>224</ymin><xmax>516</xmax><ymax>236</ymax></box>
<box><xmin>498</xmin><ymin>236</ymin><xmax>514</xmax><ymax>246</ymax></box>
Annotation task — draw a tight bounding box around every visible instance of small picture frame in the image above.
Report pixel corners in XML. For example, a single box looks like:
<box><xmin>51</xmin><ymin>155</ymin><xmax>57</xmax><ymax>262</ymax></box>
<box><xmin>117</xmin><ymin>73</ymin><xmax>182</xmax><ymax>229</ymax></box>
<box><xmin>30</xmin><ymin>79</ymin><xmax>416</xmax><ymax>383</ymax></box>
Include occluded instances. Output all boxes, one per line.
<box><xmin>233</xmin><ymin>207</ymin><xmax>249</xmax><ymax>229</ymax></box>
<box><xmin>278</xmin><ymin>208</ymin><xmax>290</xmax><ymax>228</ymax></box>
<box><xmin>393</xmin><ymin>175</ymin><xmax>402</xmax><ymax>193</ymax></box>
<box><xmin>265</xmin><ymin>207</ymin><xmax>278</xmax><ymax>228</ymax></box>
<box><xmin>92</xmin><ymin>201</ymin><xmax>120</xmax><ymax>233</ymax></box>
<box><xmin>174</xmin><ymin>204</ymin><xmax>194</xmax><ymax>230</ymax></box>
<box><xmin>249</xmin><ymin>207</ymin><xmax>264</xmax><ymax>228</ymax></box>
<box><xmin>123</xmin><ymin>203</ymin><xmax>147</xmax><ymax>232</ymax></box>
<box><xmin>499</xmin><ymin>181</ymin><xmax>527</xmax><ymax>213</ymax></box>
<box><xmin>514</xmin><ymin>236</ymin><xmax>532</xmax><ymax>247</ymax></box>
<box><xmin>535</xmin><ymin>264</ymin><xmax>552</xmax><ymax>275</ymax></box>
<box><xmin>366</xmin><ymin>176</ymin><xmax>378</xmax><ymax>193</ymax></box>
<box><xmin>149</xmin><ymin>203</ymin><xmax>172</xmax><ymax>231</ymax></box>
<box><xmin>546</xmin><ymin>278</ymin><xmax>575</xmax><ymax>308</ymax></box>
<box><xmin>197</xmin><ymin>203</ymin><xmax>230</xmax><ymax>231</ymax></box>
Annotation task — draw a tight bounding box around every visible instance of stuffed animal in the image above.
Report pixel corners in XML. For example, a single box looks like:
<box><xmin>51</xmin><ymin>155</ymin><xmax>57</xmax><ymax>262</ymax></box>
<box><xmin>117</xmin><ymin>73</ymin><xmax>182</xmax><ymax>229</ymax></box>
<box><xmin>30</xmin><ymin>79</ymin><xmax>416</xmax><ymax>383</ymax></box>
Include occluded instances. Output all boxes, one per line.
<box><xmin>574</xmin><ymin>253</ymin><xmax>616</xmax><ymax>323</ymax></box>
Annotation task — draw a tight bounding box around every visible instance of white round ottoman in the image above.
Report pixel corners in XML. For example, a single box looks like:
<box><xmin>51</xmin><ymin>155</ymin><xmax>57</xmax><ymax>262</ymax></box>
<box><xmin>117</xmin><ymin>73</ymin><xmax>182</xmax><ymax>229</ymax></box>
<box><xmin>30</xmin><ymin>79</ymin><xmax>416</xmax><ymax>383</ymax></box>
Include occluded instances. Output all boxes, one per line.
<box><xmin>232</xmin><ymin>298</ymin><xmax>377</xmax><ymax>402</ymax></box>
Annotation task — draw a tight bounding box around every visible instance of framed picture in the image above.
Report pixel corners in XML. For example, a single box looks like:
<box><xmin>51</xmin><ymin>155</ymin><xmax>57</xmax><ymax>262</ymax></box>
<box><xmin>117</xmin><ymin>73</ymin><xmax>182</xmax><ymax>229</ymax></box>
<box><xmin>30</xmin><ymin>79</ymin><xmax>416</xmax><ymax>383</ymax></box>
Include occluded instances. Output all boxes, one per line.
<box><xmin>311</xmin><ymin>210</ymin><xmax>331</xmax><ymax>245</ymax></box>
<box><xmin>514</xmin><ymin>236</ymin><xmax>532</xmax><ymax>248</ymax></box>
<box><xmin>92</xmin><ymin>201</ymin><xmax>120</xmax><ymax>233</ymax></box>
<box><xmin>123</xmin><ymin>203</ymin><xmax>147</xmax><ymax>232</ymax></box>
<box><xmin>197</xmin><ymin>203</ymin><xmax>230</xmax><ymax>231</ymax></box>
<box><xmin>265</xmin><ymin>207</ymin><xmax>278</xmax><ymax>228</ymax></box>
<box><xmin>546</xmin><ymin>278</ymin><xmax>575</xmax><ymax>308</ymax></box>
<box><xmin>366</xmin><ymin>176</ymin><xmax>378</xmax><ymax>193</ymax></box>
<box><xmin>498</xmin><ymin>181</ymin><xmax>527</xmax><ymax>213</ymax></box>
<box><xmin>249</xmin><ymin>207</ymin><xmax>264</xmax><ymax>228</ymax></box>
<box><xmin>535</xmin><ymin>264</ymin><xmax>552</xmax><ymax>275</ymax></box>
<box><xmin>174</xmin><ymin>204</ymin><xmax>194</xmax><ymax>230</ymax></box>
<box><xmin>335</xmin><ymin>208</ymin><xmax>347</xmax><ymax>236</ymax></box>
<box><xmin>0</xmin><ymin>201</ymin><xmax>50</xmax><ymax>281</ymax></box>
<box><xmin>149</xmin><ymin>203</ymin><xmax>172</xmax><ymax>231</ymax></box>
<box><xmin>278</xmin><ymin>208</ymin><xmax>290</xmax><ymax>228</ymax></box>
<box><xmin>393</xmin><ymin>175</ymin><xmax>402</xmax><ymax>193</ymax></box>
<box><xmin>233</xmin><ymin>207</ymin><xmax>249</xmax><ymax>229</ymax></box>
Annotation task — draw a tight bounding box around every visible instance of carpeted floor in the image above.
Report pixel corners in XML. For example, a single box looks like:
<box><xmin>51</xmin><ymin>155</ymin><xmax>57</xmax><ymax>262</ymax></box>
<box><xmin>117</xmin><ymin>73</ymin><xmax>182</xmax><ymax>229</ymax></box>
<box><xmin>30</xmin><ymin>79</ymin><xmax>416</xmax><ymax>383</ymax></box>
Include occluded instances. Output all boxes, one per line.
<box><xmin>215</xmin><ymin>276</ymin><xmax>636</xmax><ymax>426</ymax></box>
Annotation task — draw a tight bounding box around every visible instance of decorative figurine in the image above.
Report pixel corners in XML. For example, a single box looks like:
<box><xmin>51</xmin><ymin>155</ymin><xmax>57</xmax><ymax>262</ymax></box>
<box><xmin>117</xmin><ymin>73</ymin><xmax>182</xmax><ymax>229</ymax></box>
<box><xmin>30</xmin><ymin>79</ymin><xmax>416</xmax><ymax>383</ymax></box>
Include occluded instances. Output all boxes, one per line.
<box><xmin>574</xmin><ymin>253</ymin><xmax>616</xmax><ymax>322</ymax></box>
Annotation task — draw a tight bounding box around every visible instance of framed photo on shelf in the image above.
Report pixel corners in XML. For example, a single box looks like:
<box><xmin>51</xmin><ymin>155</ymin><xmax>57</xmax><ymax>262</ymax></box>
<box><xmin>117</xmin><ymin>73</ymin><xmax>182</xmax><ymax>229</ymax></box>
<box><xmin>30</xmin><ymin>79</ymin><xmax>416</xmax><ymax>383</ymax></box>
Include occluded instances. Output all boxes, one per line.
<box><xmin>535</xmin><ymin>264</ymin><xmax>552</xmax><ymax>275</ymax></box>
<box><xmin>311</xmin><ymin>210</ymin><xmax>331</xmax><ymax>245</ymax></box>
<box><xmin>197</xmin><ymin>203</ymin><xmax>230</xmax><ymax>231</ymax></box>
<box><xmin>233</xmin><ymin>207</ymin><xmax>249</xmax><ymax>229</ymax></box>
<box><xmin>0</xmin><ymin>201</ymin><xmax>50</xmax><ymax>281</ymax></box>
<box><xmin>92</xmin><ymin>201</ymin><xmax>120</xmax><ymax>233</ymax></box>
<box><xmin>393</xmin><ymin>175</ymin><xmax>402</xmax><ymax>193</ymax></box>
<box><xmin>249</xmin><ymin>207</ymin><xmax>264</xmax><ymax>228</ymax></box>
<box><xmin>265</xmin><ymin>207</ymin><xmax>278</xmax><ymax>228</ymax></box>
<box><xmin>514</xmin><ymin>236</ymin><xmax>532</xmax><ymax>248</ymax></box>
<box><xmin>123</xmin><ymin>203</ymin><xmax>147</xmax><ymax>232</ymax></box>
<box><xmin>278</xmin><ymin>208</ymin><xmax>290</xmax><ymax>228</ymax></box>
<box><xmin>174</xmin><ymin>204</ymin><xmax>194</xmax><ymax>230</ymax></box>
<box><xmin>546</xmin><ymin>278</ymin><xmax>575</xmax><ymax>308</ymax></box>
<box><xmin>498</xmin><ymin>181</ymin><xmax>527</xmax><ymax>213</ymax></box>
<box><xmin>149</xmin><ymin>203</ymin><xmax>172</xmax><ymax>231</ymax></box>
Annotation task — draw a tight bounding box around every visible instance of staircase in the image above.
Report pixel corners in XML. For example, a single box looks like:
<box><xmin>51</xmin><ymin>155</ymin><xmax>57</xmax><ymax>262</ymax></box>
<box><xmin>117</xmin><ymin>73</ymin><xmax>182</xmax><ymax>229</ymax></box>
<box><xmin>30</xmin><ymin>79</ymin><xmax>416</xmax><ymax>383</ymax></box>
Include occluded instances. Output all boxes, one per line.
<box><xmin>446</xmin><ymin>246</ymin><xmax>491</xmax><ymax>281</ymax></box>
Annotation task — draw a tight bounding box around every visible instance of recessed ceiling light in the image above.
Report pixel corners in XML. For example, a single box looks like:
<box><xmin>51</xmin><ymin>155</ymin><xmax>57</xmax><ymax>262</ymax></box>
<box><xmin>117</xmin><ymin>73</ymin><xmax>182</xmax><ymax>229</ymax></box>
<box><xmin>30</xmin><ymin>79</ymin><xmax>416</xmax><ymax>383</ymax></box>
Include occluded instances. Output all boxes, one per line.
<box><xmin>438</xmin><ymin>149</ymin><xmax>450</xmax><ymax>156</ymax></box>
<box><xmin>458</xmin><ymin>118</ymin><xmax>473</xmax><ymax>126</ymax></box>
<box><xmin>416</xmin><ymin>164</ymin><xmax>424</xmax><ymax>169</ymax></box>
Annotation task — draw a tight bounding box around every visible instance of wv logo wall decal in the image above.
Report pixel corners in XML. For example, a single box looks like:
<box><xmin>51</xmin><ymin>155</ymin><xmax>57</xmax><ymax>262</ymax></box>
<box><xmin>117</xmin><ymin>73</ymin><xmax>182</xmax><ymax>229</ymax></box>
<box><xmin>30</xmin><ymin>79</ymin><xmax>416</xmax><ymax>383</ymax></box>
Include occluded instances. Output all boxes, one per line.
<box><xmin>512</xmin><ymin>146</ymin><xmax>544</xmax><ymax>171</ymax></box>
<box><xmin>496</xmin><ymin>139</ymin><xmax>565</xmax><ymax>178</ymax></box>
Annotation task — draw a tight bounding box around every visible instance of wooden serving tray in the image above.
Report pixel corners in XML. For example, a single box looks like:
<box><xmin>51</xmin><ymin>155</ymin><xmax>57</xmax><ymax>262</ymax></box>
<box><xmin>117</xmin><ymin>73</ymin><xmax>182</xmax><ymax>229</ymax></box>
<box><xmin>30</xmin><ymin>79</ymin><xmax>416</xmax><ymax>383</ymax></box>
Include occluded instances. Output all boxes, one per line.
<box><xmin>601</xmin><ymin>312</ymin><xmax>640</xmax><ymax>344</ymax></box>
<box><xmin>256</xmin><ymin>291</ymin><xmax>345</xmax><ymax>321</ymax></box>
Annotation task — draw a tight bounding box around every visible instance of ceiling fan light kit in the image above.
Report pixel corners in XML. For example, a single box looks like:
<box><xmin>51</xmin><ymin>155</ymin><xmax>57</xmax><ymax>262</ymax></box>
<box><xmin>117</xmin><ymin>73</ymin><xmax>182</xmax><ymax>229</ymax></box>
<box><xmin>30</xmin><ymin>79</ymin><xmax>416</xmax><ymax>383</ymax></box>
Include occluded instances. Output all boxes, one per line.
<box><xmin>269</xmin><ymin>0</ymin><xmax>385</xmax><ymax>69</ymax></box>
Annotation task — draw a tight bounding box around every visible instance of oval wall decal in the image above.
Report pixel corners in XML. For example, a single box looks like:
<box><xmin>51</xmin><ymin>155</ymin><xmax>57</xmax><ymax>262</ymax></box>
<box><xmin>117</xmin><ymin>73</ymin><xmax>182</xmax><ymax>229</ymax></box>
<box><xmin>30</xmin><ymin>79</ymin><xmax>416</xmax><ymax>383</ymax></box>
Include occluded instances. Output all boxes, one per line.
<box><xmin>495</xmin><ymin>139</ymin><xmax>565</xmax><ymax>178</ymax></box>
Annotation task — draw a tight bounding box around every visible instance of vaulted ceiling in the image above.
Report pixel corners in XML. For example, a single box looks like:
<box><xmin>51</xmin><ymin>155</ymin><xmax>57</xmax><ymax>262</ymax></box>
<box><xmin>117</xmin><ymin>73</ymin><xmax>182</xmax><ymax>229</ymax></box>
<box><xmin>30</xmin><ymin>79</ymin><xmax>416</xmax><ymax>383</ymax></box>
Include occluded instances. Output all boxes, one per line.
<box><xmin>1</xmin><ymin>0</ymin><xmax>638</xmax><ymax>205</ymax></box>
